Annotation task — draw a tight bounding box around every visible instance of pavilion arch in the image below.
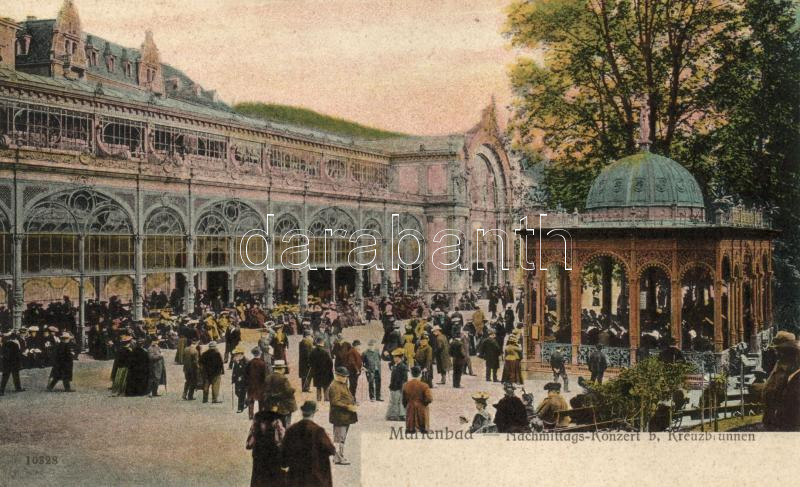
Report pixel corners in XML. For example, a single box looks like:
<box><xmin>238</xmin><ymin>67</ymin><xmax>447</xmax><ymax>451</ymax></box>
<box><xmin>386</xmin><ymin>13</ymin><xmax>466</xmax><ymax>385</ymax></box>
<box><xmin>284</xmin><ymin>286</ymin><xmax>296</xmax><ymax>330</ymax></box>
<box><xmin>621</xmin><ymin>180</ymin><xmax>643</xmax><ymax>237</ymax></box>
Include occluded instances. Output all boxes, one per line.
<box><xmin>309</xmin><ymin>207</ymin><xmax>356</xmax><ymax>236</ymax></box>
<box><xmin>24</xmin><ymin>188</ymin><xmax>133</xmax><ymax>235</ymax></box>
<box><xmin>143</xmin><ymin>207</ymin><xmax>187</xmax><ymax>270</ymax></box>
<box><xmin>639</xmin><ymin>264</ymin><xmax>672</xmax><ymax>349</ymax></box>
<box><xmin>144</xmin><ymin>206</ymin><xmax>186</xmax><ymax>235</ymax></box>
<box><xmin>580</xmin><ymin>253</ymin><xmax>630</xmax><ymax>348</ymax></box>
<box><xmin>680</xmin><ymin>264</ymin><xmax>715</xmax><ymax>351</ymax></box>
<box><xmin>195</xmin><ymin>199</ymin><xmax>264</xmax><ymax>236</ymax></box>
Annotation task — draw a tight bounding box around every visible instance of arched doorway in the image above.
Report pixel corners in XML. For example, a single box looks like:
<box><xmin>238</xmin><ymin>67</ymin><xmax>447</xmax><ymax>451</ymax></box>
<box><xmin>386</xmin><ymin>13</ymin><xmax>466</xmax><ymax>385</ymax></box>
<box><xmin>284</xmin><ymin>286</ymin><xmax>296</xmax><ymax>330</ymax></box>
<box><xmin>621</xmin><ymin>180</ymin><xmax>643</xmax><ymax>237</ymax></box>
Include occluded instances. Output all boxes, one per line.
<box><xmin>639</xmin><ymin>266</ymin><xmax>671</xmax><ymax>350</ymax></box>
<box><xmin>581</xmin><ymin>255</ymin><xmax>629</xmax><ymax>347</ymax></box>
<box><xmin>308</xmin><ymin>269</ymin><xmax>332</xmax><ymax>301</ymax></box>
<box><xmin>680</xmin><ymin>265</ymin><xmax>715</xmax><ymax>351</ymax></box>
<box><xmin>335</xmin><ymin>267</ymin><xmax>356</xmax><ymax>299</ymax></box>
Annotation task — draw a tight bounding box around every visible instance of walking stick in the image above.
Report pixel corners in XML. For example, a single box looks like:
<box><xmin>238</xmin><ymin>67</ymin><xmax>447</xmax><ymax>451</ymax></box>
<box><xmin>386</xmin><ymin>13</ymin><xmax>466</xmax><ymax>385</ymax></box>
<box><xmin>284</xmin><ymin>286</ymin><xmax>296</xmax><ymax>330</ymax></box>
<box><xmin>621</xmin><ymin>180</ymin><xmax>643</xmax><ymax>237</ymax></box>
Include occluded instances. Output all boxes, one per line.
<box><xmin>231</xmin><ymin>383</ymin><xmax>234</xmax><ymax>411</ymax></box>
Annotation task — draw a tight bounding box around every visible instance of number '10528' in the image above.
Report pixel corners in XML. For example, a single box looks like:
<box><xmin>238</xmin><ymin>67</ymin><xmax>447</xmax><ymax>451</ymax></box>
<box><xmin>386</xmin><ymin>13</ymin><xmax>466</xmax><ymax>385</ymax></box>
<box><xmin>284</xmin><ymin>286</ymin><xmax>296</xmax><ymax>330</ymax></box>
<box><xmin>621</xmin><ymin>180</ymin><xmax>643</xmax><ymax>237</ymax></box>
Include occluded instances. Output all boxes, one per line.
<box><xmin>26</xmin><ymin>456</ymin><xmax>58</xmax><ymax>465</ymax></box>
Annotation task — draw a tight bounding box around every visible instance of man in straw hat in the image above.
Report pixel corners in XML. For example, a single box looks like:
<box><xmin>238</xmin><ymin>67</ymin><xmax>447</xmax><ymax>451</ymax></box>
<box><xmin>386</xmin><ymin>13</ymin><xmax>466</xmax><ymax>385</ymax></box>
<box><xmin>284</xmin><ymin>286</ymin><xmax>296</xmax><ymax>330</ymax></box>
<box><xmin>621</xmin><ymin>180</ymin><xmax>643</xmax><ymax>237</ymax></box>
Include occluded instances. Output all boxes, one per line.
<box><xmin>329</xmin><ymin>366</ymin><xmax>358</xmax><ymax>465</ymax></box>
<box><xmin>763</xmin><ymin>331</ymin><xmax>800</xmax><ymax>431</ymax></box>
<box><xmin>46</xmin><ymin>332</ymin><xmax>75</xmax><ymax>392</ymax></box>
<box><xmin>282</xmin><ymin>400</ymin><xmax>336</xmax><ymax>487</ymax></box>
<box><xmin>200</xmin><ymin>341</ymin><xmax>225</xmax><ymax>404</ymax></box>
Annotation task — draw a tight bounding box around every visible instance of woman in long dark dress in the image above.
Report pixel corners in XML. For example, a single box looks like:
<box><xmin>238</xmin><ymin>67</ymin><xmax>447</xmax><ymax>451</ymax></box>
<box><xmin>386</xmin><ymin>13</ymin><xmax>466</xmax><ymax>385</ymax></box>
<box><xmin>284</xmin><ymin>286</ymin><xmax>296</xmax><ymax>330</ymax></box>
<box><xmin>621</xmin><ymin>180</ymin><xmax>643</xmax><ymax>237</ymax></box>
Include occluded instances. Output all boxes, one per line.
<box><xmin>246</xmin><ymin>410</ymin><xmax>286</xmax><ymax>487</ymax></box>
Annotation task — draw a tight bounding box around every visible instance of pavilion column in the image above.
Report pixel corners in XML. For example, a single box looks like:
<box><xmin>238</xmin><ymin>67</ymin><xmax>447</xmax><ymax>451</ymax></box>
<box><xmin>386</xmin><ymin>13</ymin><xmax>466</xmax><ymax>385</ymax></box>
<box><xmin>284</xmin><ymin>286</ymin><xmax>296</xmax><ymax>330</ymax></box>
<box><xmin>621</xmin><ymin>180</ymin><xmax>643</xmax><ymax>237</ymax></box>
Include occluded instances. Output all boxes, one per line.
<box><xmin>670</xmin><ymin>279</ymin><xmax>681</xmax><ymax>348</ymax></box>
<box><xmin>331</xmin><ymin>267</ymin><xmax>337</xmax><ymax>303</ymax></box>
<box><xmin>765</xmin><ymin>271</ymin><xmax>773</xmax><ymax>327</ymax></box>
<box><xmin>402</xmin><ymin>267</ymin><xmax>408</xmax><ymax>294</ymax></box>
<box><xmin>735</xmin><ymin>277</ymin><xmax>744</xmax><ymax>344</ymax></box>
<box><xmin>12</xmin><ymin>233</ymin><xmax>23</xmax><ymax>329</ymax></box>
<box><xmin>77</xmin><ymin>235</ymin><xmax>85</xmax><ymax>352</ymax></box>
<box><xmin>570</xmin><ymin>276</ymin><xmax>581</xmax><ymax>365</ymax></box>
<box><xmin>227</xmin><ymin>237</ymin><xmax>235</xmax><ymax>306</ymax></box>
<box><xmin>754</xmin><ymin>274</ymin><xmax>763</xmax><ymax>332</ymax></box>
<box><xmin>263</xmin><ymin>270</ymin><xmax>274</xmax><ymax>308</ymax></box>
<box><xmin>537</xmin><ymin>269</ymin><xmax>546</xmax><ymax>343</ymax></box>
<box><xmin>629</xmin><ymin>276</ymin><xmax>640</xmax><ymax>362</ymax></box>
<box><xmin>380</xmin><ymin>236</ymin><xmax>389</xmax><ymax>296</ymax></box>
<box><xmin>713</xmin><ymin>279</ymin><xmax>723</xmax><ymax>352</ymax></box>
<box><xmin>299</xmin><ymin>267</ymin><xmax>308</xmax><ymax>310</ymax></box>
<box><xmin>184</xmin><ymin>235</ymin><xmax>195</xmax><ymax>315</ymax></box>
<box><xmin>354</xmin><ymin>268</ymin><xmax>364</xmax><ymax>304</ymax></box>
<box><xmin>133</xmin><ymin>234</ymin><xmax>143</xmax><ymax>321</ymax></box>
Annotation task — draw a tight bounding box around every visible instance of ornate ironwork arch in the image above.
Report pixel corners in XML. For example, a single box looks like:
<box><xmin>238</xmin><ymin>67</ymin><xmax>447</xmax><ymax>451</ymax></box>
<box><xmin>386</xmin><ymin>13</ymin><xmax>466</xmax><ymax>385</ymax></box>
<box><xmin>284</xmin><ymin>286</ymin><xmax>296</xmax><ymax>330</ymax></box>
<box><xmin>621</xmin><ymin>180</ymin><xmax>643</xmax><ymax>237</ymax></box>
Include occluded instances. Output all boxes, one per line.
<box><xmin>24</xmin><ymin>188</ymin><xmax>133</xmax><ymax>234</ymax></box>
<box><xmin>195</xmin><ymin>199</ymin><xmax>264</xmax><ymax>236</ymax></box>
<box><xmin>577</xmin><ymin>250</ymin><xmax>630</xmax><ymax>275</ymax></box>
<box><xmin>144</xmin><ymin>206</ymin><xmax>185</xmax><ymax>235</ymax></box>
<box><xmin>679</xmin><ymin>262</ymin><xmax>716</xmax><ymax>282</ymax></box>
<box><xmin>364</xmin><ymin>218</ymin><xmax>383</xmax><ymax>237</ymax></box>
<box><xmin>638</xmin><ymin>262</ymin><xmax>672</xmax><ymax>281</ymax></box>
<box><xmin>397</xmin><ymin>213</ymin><xmax>423</xmax><ymax>236</ymax></box>
<box><xmin>309</xmin><ymin>207</ymin><xmax>355</xmax><ymax>237</ymax></box>
<box><xmin>274</xmin><ymin>214</ymin><xmax>300</xmax><ymax>237</ymax></box>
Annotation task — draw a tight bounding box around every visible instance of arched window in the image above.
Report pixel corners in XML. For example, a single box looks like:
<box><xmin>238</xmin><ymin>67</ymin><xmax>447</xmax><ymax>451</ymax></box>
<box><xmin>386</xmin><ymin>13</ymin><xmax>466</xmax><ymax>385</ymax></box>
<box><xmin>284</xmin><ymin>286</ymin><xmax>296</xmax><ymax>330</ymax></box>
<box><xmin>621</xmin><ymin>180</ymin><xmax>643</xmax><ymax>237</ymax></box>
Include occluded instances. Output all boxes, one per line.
<box><xmin>144</xmin><ymin>207</ymin><xmax>186</xmax><ymax>269</ymax></box>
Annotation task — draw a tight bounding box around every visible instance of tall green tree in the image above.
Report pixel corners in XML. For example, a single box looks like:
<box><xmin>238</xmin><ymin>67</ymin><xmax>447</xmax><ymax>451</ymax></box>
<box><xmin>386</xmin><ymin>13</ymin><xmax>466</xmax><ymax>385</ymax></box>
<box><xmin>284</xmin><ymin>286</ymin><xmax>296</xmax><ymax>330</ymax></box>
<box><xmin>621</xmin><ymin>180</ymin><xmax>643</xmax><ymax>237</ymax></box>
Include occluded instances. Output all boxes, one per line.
<box><xmin>506</xmin><ymin>0</ymin><xmax>800</xmax><ymax>328</ymax></box>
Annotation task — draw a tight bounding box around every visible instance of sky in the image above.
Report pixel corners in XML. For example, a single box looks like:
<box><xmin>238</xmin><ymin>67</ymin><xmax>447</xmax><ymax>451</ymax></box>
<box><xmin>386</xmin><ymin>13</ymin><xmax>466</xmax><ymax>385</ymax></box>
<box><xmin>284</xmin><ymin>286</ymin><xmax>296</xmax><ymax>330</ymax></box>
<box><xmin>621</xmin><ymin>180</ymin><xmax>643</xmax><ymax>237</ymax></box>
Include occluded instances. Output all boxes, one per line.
<box><xmin>6</xmin><ymin>0</ymin><xmax>525</xmax><ymax>135</ymax></box>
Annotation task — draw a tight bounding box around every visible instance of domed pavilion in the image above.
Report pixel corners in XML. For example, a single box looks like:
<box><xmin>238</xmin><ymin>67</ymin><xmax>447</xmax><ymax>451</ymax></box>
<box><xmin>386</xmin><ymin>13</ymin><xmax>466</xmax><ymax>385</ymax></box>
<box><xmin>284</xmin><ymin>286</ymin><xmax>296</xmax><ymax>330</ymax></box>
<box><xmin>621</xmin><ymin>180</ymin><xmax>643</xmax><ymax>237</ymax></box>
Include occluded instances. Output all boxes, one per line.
<box><xmin>519</xmin><ymin>145</ymin><xmax>776</xmax><ymax>372</ymax></box>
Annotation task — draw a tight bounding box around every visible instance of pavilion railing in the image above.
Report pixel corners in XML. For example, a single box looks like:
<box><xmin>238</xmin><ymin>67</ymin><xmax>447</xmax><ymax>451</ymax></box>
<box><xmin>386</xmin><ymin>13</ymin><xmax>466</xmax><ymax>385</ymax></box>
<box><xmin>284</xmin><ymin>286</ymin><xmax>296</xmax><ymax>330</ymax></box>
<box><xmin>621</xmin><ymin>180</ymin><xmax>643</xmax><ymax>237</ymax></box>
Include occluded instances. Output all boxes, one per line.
<box><xmin>577</xmin><ymin>345</ymin><xmax>631</xmax><ymax>368</ymax></box>
<box><xmin>541</xmin><ymin>342</ymin><xmax>571</xmax><ymax>364</ymax></box>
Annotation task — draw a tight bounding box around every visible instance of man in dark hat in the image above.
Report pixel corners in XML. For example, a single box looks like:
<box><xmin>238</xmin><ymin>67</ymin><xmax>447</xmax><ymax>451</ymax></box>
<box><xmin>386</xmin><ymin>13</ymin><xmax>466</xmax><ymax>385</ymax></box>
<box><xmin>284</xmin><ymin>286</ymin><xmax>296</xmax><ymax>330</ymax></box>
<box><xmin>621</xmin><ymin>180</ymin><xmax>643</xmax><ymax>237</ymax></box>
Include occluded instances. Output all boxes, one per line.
<box><xmin>363</xmin><ymin>339</ymin><xmax>382</xmax><ymax>402</ymax></box>
<box><xmin>449</xmin><ymin>335</ymin><xmax>466</xmax><ymax>388</ymax></box>
<box><xmin>126</xmin><ymin>339</ymin><xmax>151</xmax><ymax>396</ymax></box>
<box><xmin>46</xmin><ymin>332</ymin><xmax>75</xmax><ymax>392</ymax></box>
<box><xmin>230</xmin><ymin>347</ymin><xmax>248</xmax><ymax>413</ymax></box>
<box><xmin>329</xmin><ymin>366</ymin><xmax>358</xmax><ymax>465</ymax></box>
<box><xmin>432</xmin><ymin>326</ymin><xmax>450</xmax><ymax>385</ymax></box>
<box><xmin>298</xmin><ymin>329</ymin><xmax>314</xmax><ymax>393</ymax></box>
<box><xmin>264</xmin><ymin>360</ymin><xmax>297</xmax><ymax>427</ymax></box>
<box><xmin>245</xmin><ymin>347</ymin><xmax>268</xmax><ymax>418</ymax></box>
<box><xmin>588</xmin><ymin>344</ymin><xmax>609</xmax><ymax>384</ymax></box>
<box><xmin>477</xmin><ymin>330</ymin><xmax>501</xmax><ymax>382</ymax></box>
<box><xmin>200</xmin><ymin>341</ymin><xmax>225</xmax><ymax>403</ymax></box>
<box><xmin>493</xmin><ymin>382</ymin><xmax>529</xmax><ymax>433</ymax></box>
<box><xmin>283</xmin><ymin>401</ymin><xmax>336</xmax><ymax>487</ymax></box>
<box><xmin>536</xmin><ymin>382</ymin><xmax>571</xmax><ymax>429</ymax></box>
<box><xmin>182</xmin><ymin>338</ymin><xmax>200</xmax><ymax>401</ymax></box>
<box><xmin>763</xmin><ymin>331</ymin><xmax>800</xmax><ymax>431</ymax></box>
<box><xmin>0</xmin><ymin>331</ymin><xmax>25</xmax><ymax>395</ymax></box>
<box><xmin>344</xmin><ymin>340</ymin><xmax>363</xmax><ymax>398</ymax></box>
<box><xmin>224</xmin><ymin>322</ymin><xmax>241</xmax><ymax>365</ymax></box>
<box><xmin>246</xmin><ymin>404</ymin><xmax>285</xmax><ymax>487</ymax></box>
<box><xmin>414</xmin><ymin>333</ymin><xmax>434</xmax><ymax>389</ymax></box>
<box><xmin>310</xmin><ymin>337</ymin><xmax>334</xmax><ymax>403</ymax></box>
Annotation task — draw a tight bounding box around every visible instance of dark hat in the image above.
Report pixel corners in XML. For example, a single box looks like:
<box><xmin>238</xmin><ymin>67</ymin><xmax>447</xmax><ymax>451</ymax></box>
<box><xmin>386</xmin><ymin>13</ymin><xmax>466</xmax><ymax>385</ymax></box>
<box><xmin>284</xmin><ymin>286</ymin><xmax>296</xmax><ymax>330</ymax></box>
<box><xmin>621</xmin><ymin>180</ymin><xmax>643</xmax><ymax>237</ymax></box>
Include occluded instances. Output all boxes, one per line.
<box><xmin>335</xmin><ymin>366</ymin><xmax>349</xmax><ymax>377</ymax></box>
<box><xmin>251</xmin><ymin>347</ymin><xmax>262</xmax><ymax>356</ymax></box>
<box><xmin>352</xmin><ymin>339</ymin><xmax>361</xmax><ymax>347</ymax></box>
<box><xmin>410</xmin><ymin>366</ymin><xmax>421</xmax><ymax>377</ymax></box>
<box><xmin>300</xmin><ymin>400</ymin><xmax>317</xmax><ymax>414</ymax></box>
<box><xmin>544</xmin><ymin>382</ymin><xmax>562</xmax><ymax>392</ymax></box>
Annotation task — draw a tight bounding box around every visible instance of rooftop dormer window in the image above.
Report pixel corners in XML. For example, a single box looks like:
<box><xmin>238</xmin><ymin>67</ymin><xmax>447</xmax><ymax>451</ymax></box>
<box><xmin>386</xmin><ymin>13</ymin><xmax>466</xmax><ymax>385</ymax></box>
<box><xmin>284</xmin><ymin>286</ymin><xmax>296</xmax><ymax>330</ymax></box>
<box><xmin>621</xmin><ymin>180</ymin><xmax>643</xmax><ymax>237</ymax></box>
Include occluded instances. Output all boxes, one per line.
<box><xmin>106</xmin><ymin>55</ymin><xmax>115</xmax><ymax>72</ymax></box>
<box><xmin>124</xmin><ymin>61</ymin><xmax>131</xmax><ymax>78</ymax></box>
<box><xmin>16</xmin><ymin>35</ymin><xmax>32</xmax><ymax>56</ymax></box>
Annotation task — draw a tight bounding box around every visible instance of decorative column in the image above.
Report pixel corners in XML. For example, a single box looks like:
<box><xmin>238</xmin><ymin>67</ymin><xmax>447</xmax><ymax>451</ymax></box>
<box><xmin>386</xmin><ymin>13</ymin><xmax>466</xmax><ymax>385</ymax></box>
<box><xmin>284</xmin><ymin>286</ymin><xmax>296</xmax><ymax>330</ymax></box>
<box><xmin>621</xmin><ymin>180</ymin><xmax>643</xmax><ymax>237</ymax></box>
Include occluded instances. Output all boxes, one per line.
<box><xmin>330</xmin><ymin>267</ymin><xmax>337</xmax><ymax>303</ymax></box>
<box><xmin>734</xmin><ymin>277</ymin><xmax>744</xmax><ymax>344</ymax></box>
<box><xmin>77</xmin><ymin>235</ymin><xmax>85</xmax><ymax>352</ymax></box>
<box><xmin>570</xmin><ymin>276</ymin><xmax>581</xmax><ymax>366</ymax></box>
<box><xmin>133</xmin><ymin>234</ymin><xmax>144</xmax><ymax>321</ymax></box>
<box><xmin>227</xmin><ymin>237</ymin><xmax>235</xmax><ymax>305</ymax></box>
<box><xmin>713</xmin><ymin>279</ymin><xmax>723</xmax><ymax>352</ymax></box>
<box><xmin>264</xmin><ymin>270</ymin><xmax>274</xmax><ymax>308</ymax></box>
<box><xmin>299</xmin><ymin>268</ymin><xmax>309</xmax><ymax>310</ymax></box>
<box><xmin>670</xmin><ymin>279</ymin><xmax>682</xmax><ymax>348</ymax></box>
<box><xmin>629</xmin><ymin>276</ymin><xmax>640</xmax><ymax>363</ymax></box>
<box><xmin>354</xmin><ymin>268</ymin><xmax>364</xmax><ymax>305</ymax></box>
<box><xmin>184</xmin><ymin>235</ymin><xmax>195</xmax><ymax>315</ymax></box>
<box><xmin>12</xmin><ymin>234</ymin><xmax>23</xmax><ymax>329</ymax></box>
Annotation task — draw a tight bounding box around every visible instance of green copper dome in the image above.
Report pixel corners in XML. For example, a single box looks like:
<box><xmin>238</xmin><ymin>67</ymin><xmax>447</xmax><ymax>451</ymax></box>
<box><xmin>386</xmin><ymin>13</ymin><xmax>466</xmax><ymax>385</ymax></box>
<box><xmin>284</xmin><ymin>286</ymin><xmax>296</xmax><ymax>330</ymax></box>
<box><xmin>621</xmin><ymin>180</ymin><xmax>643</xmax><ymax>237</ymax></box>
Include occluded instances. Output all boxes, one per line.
<box><xmin>585</xmin><ymin>151</ymin><xmax>705</xmax><ymax>210</ymax></box>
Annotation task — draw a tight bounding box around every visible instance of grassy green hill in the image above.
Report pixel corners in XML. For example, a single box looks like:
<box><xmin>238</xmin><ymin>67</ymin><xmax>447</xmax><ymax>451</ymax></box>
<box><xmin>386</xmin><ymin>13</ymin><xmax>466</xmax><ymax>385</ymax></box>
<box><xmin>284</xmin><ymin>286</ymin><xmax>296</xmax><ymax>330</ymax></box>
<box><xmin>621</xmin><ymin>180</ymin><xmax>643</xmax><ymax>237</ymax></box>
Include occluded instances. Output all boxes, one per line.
<box><xmin>233</xmin><ymin>102</ymin><xmax>407</xmax><ymax>139</ymax></box>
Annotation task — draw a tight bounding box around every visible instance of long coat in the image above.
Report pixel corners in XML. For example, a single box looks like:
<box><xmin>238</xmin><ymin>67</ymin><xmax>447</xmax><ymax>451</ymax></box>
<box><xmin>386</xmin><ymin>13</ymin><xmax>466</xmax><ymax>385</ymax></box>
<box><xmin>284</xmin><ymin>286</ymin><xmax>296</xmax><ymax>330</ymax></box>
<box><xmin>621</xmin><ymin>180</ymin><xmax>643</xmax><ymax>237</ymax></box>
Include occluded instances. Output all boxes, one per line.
<box><xmin>309</xmin><ymin>346</ymin><xmax>334</xmax><ymax>389</ymax></box>
<box><xmin>49</xmin><ymin>341</ymin><xmax>74</xmax><ymax>381</ymax></box>
<box><xmin>763</xmin><ymin>367</ymin><xmax>800</xmax><ymax>431</ymax></box>
<box><xmin>478</xmin><ymin>337</ymin><xmax>501</xmax><ymax>370</ymax></box>
<box><xmin>402</xmin><ymin>379</ymin><xmax>432</xmax><ymax>432</ymax></box>
<box><xmin>263</xmin><ymin>372</ymin><xmax>297</xmax><ymax>415</ymax></box>
<box><xmin>182</xmin><ymin>345</ymin><xmax>201</xmax><ymax>387</ymax></box>
<box><xmin>472</xmin><ymin>309</ymin><xmax>485</xmax><ymax>335</ymax></box>
<box><xmin>298</xmin><ymin>337</ymin><xmax>314</xmax><ymax>381</ymax></box>
<box><xmin>414</xmin><ymin>343</ymin><xmax>433</xmax><ymax>371</ymax></box>
<box><xmin>200</xmin><ymin>348</ymin><xmax>225</xmax><ymax>382</ymax></box>
<box><xmin>1</xmin><ymin>339</ymin><xmax>22</xmax><ymax>372</ymax></box>
<box><xmin>282</xmin><ymin>419</ymin><xmax>336</xmax><ymax>487</ymax></box>
<box><xmin>247</xmin><ymin>410</ymin><xmax>286</xmax><ymax>487</ymax></box>
<box><xmin>245</xmin><ymin>357</ymin><xmax>268</xmax><ymax>401</ymax></box>
<box><xmin>433</xmin><ymin>334</ymin><xmax>450</xmax><ymax>372</ymax></box>
<box><xmin>126</xmin><ymin>346</ymin><xmax>151</xmax><ymax>396</ymax></box>
<box><xmin>494</xmin><ymin>395</ymin><xmax>529</xmax><ymax>433</ymax></box>
<box><xmin>328</xmin><ymin>379</ymin><xmax>357</xmax><ymax>426</ymax></box>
